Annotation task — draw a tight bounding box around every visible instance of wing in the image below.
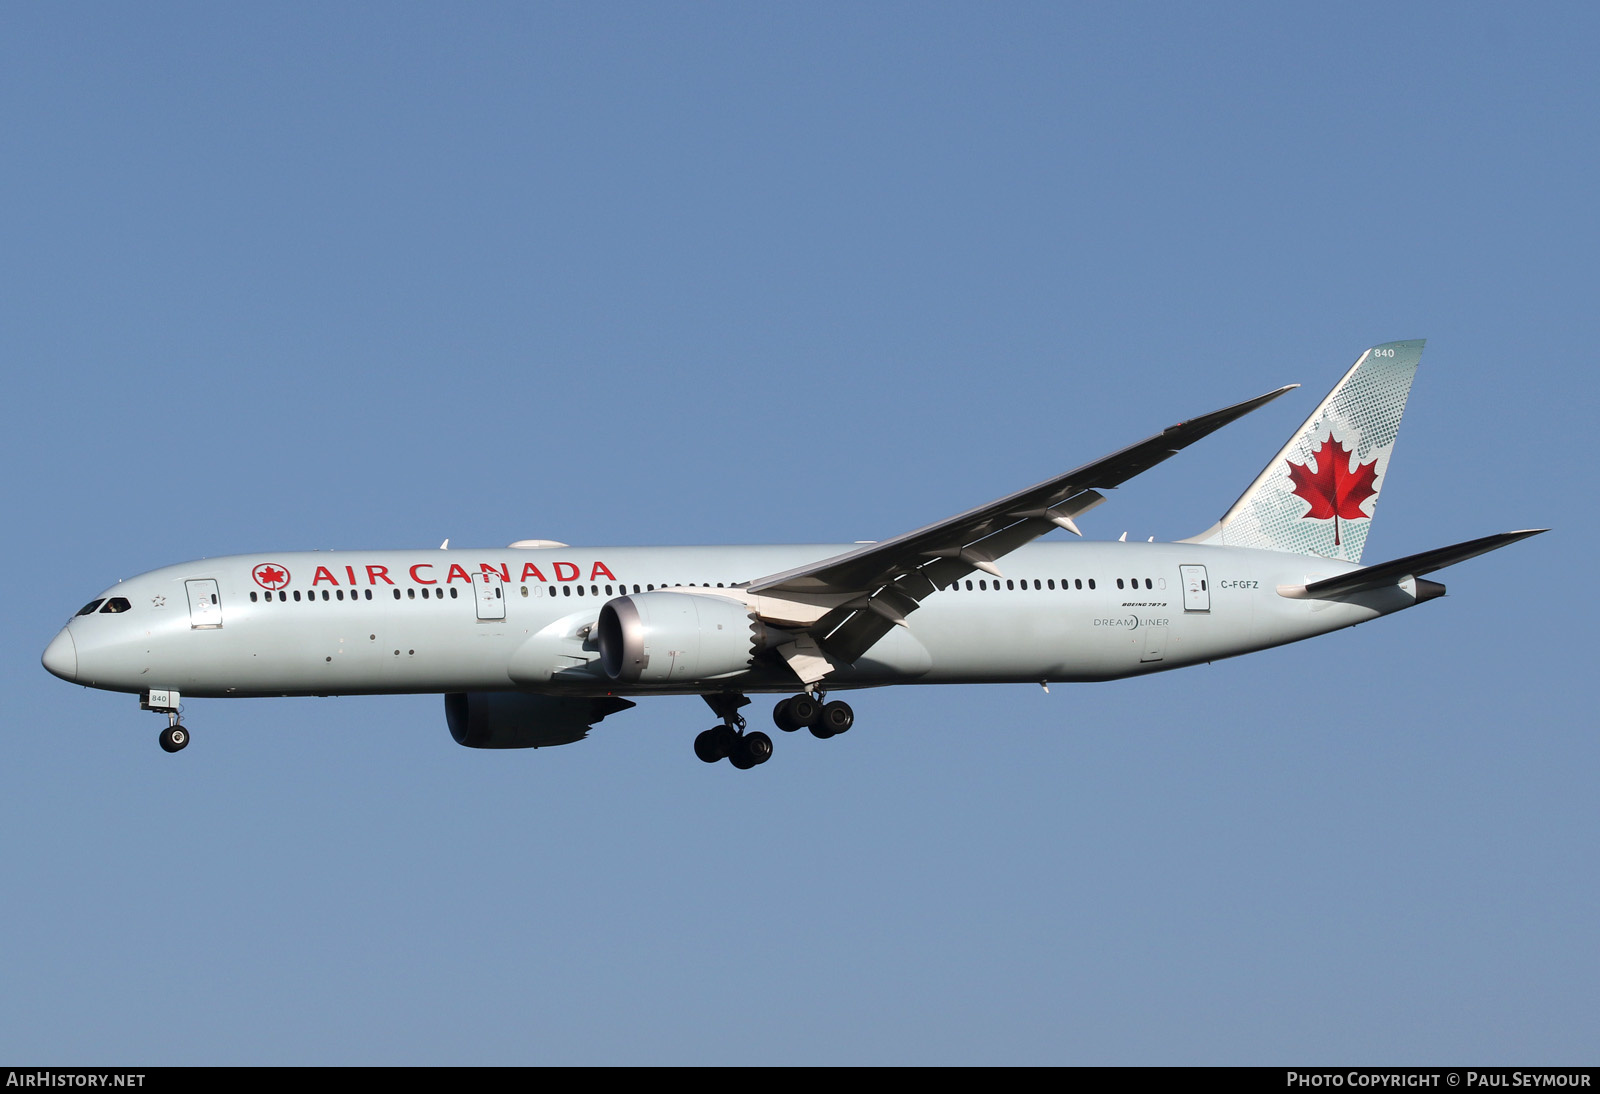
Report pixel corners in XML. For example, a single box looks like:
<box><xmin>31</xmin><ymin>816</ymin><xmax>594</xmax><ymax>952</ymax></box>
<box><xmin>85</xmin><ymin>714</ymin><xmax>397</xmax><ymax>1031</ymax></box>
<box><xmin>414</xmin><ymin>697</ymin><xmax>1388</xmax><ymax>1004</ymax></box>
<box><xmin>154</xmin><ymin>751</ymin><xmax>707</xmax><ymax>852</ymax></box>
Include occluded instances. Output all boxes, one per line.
<box><xmin>745</xmin><ymin>384</ymin><xmax>1297</xmax><ymax>677</ymax></box>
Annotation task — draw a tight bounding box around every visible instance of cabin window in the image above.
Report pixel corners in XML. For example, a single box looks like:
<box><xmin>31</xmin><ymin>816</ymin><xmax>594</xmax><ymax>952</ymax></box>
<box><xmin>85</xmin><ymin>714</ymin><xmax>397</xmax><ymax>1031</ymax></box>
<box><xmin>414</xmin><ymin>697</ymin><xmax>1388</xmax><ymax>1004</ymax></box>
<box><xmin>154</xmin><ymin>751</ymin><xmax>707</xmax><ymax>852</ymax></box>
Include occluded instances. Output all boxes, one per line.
<box><xmin>1116</xmin><ymin>579</ymin><xmax>1124</xmax><ymax>589</ymax></box>
<box><xmin>1047</xmin><ymin>579</ymin><xmax>1055</xmax><ymax>590</ymax></box>
<box><xmin>249</xmin><ymin>592</ymin><xmax>258</xmax><ymax>603</ymax></box>
<box><xmin>392</xmin><ymin>589</ymin><xmax>400</xmax><ymax>600</ymax></box>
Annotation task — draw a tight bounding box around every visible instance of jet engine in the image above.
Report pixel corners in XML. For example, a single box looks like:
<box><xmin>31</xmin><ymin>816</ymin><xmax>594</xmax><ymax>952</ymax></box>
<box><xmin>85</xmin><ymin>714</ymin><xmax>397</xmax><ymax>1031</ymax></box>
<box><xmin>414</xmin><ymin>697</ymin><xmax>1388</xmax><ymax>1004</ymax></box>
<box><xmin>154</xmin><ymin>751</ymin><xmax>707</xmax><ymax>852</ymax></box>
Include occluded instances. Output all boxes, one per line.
<box><xmin>445</xmin><ymin>691</ymin><xmax>634</xmax><ymax>749</ymax></box>
<box><xmin>596</xmin><ymin>591</ymin><xmax>767</xmax><ymax>685</ymax></box>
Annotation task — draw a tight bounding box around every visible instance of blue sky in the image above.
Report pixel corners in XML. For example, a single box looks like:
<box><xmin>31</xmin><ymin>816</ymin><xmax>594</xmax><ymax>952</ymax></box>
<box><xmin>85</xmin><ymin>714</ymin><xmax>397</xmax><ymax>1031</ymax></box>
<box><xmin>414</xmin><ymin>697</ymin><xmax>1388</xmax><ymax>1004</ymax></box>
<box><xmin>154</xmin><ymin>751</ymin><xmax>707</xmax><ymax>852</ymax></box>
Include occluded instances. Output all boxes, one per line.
<box><xmin>3</xmin><ymin>3</ymin><xmax>1594</xmax><ymax>1064</ymax></box>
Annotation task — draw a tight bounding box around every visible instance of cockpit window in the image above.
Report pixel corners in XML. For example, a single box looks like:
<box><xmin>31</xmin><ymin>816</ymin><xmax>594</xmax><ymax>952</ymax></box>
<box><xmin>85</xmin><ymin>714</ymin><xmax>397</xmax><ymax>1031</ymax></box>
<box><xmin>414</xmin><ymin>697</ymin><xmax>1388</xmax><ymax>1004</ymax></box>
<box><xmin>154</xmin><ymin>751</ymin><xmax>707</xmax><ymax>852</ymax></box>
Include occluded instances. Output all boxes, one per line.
<box><xmin>76</xmin><ymin>599</ymin><xmax>106</xmax><ymax>616</ymax></box>
<box><xmin>99</xmin><ymin>597</ymin><xmax>132</xmax><ymax>614</ymax></box>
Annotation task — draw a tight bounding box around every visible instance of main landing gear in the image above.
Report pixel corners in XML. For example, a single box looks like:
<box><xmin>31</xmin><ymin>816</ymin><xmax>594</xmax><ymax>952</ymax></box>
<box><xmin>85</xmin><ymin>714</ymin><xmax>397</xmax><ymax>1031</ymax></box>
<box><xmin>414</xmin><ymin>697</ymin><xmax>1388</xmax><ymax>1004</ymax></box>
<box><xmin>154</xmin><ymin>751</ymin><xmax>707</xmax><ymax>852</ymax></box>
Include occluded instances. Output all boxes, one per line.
<box><xmin>773</xmin><ymin>693</ymin><xmax>853</xmax><ymax>739</ymax></box>
<box><xmin>695</xmin><ymin>693</ymin><xmax>772</xmax><ymax>769</ymax></box>
<box><xmin>693</xmin><ymin>690</ymin><xmax>855</xmax><ymax>769</ymax></box>
<box><xmin>142</xmin><ymin>689</ymin><xmax>189</xmax><ymax>753</ymax></box>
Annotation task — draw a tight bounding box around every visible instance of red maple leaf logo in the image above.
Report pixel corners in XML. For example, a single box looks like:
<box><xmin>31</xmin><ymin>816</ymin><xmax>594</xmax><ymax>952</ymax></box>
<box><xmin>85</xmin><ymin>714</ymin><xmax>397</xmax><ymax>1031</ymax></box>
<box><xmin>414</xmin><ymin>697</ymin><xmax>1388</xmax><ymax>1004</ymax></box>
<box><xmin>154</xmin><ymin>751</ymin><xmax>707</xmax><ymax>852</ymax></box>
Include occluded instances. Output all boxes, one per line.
<box><xmin>1285</xmin><ymin>433</ymin><xmax>1379</xmax><ymax>546</ymax></box>
<box><xmin>253</xmin><ymin>563</ymin><xmax>290</xmax><ymax>590</ymax></box>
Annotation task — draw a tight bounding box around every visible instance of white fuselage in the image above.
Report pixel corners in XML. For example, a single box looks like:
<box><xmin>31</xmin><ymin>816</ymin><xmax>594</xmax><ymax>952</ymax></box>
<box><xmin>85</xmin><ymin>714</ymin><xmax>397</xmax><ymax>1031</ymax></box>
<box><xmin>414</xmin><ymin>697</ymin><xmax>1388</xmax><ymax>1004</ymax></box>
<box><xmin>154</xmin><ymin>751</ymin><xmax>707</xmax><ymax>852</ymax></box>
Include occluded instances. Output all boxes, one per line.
<box><xmin>45</xmin><ymin>540</ymin><xmax>1418</xmax><ymax>700</ymax></box>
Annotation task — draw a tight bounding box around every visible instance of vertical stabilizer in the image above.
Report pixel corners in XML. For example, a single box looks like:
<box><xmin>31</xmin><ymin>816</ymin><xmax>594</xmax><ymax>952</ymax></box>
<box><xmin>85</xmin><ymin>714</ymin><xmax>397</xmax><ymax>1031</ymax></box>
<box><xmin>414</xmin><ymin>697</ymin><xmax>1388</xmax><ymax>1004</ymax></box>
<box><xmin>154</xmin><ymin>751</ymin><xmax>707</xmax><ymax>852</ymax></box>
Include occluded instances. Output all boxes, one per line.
<box><xmin>1186</xmin><ymin>340</ymin><xmax>1424</xmax><ymax>563</ymax></box>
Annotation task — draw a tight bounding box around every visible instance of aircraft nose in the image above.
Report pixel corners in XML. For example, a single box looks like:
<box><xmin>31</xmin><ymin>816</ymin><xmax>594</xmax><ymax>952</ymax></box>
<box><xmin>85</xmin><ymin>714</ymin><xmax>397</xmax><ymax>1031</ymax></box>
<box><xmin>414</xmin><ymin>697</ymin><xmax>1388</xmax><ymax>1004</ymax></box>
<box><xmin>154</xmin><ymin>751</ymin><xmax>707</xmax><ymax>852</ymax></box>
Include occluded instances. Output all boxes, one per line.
<box><xmin>42</xmin><ymin>629</ymin><xmax>77</xmax><ymax>681</ymax></box>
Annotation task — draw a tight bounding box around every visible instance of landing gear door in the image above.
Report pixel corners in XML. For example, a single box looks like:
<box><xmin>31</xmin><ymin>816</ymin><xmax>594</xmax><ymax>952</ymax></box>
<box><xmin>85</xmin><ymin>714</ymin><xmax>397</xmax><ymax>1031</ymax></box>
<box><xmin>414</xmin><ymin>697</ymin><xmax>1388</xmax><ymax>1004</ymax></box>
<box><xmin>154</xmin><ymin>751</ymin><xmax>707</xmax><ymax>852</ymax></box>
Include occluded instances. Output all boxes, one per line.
<box><xmin>473</xmin><ymin>572</ymin><xmax>505</xmax><ymax>622</ymax></box>
<box><xmin>185</xmin><ymin>579</ymin><xmax>223</xmax><ymax>629</ymax></box>
<box><xmin>1179</xmin><ymin>565</ymin><xmax>1210</xmax><ymax>613</ymax></box>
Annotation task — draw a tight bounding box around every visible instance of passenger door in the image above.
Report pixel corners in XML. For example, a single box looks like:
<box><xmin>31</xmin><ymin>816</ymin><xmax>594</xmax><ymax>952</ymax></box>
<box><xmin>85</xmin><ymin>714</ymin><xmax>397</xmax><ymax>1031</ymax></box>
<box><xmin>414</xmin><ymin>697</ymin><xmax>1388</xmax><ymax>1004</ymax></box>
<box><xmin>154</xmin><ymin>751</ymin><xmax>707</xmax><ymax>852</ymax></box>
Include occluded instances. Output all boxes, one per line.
<box><xmin>185</xmin><ymin>579</ymin><xmax>223</xmax><ymax>629</ymax></box>
<box><xmin>473</xmin><ymin>571</ymin><xmax>505</xmax><ymax>622</ymax></box>
<box><xmin>1179</xmin><ymin>565</ymin><xmax>1210</xmax><ymax>613</ymax></box>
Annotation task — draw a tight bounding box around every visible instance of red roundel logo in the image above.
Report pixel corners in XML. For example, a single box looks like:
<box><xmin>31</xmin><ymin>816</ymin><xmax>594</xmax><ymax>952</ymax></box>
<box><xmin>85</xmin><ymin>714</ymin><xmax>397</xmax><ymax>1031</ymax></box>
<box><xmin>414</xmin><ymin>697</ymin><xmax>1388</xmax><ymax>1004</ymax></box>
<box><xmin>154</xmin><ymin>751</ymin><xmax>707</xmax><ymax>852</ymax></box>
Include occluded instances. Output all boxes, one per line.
<box><xmin>253</xmin><ymin>563</ymin><xmax>291</xmax><ymax>590</ymax></box>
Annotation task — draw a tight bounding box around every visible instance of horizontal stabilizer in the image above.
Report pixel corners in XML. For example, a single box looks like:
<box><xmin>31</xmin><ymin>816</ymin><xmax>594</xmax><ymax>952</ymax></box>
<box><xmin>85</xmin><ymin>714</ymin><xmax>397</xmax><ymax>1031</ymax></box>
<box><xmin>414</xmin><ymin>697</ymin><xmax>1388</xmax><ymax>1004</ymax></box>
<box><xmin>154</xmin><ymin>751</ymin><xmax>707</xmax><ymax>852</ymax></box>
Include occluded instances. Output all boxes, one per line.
<box><xmin>1278</xmin><ymin>529</ymin><xmax>1547</xmax><ymax>600</ymax></box>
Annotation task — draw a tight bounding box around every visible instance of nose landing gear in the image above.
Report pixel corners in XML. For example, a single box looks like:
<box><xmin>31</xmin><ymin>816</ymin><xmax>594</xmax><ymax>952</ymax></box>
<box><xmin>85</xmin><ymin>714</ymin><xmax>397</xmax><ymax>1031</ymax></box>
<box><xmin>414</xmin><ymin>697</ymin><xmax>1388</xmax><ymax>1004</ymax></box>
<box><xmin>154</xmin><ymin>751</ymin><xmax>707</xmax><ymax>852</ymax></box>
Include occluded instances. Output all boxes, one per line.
<box><xmin>142</xmin><ymin>689</ymin><xmax>189</xmax><ymax>754</ymax></box>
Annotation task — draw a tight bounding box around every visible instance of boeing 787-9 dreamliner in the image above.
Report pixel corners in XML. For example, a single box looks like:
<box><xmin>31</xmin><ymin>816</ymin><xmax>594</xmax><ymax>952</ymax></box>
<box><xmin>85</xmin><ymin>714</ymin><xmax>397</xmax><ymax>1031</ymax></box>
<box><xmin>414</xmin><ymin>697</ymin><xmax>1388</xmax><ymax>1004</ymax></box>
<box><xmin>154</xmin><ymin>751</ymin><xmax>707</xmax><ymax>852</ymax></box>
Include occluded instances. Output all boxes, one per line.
<box><xmin>43</xmin><ymin>341</ymin><xmax>1543</xmax><ymax>769</ymax></box>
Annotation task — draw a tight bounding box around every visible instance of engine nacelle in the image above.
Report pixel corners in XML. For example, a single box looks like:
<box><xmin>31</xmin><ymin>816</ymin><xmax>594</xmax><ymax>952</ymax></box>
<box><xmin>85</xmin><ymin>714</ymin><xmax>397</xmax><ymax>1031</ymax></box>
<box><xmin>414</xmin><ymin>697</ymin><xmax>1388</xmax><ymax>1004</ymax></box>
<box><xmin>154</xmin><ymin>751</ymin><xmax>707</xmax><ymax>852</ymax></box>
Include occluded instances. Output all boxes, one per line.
<box><xmin>596</xmin><ymin>592</ymin><xmax>765</xmax><ymax>684</ymax></box>
<box><xmin>445</xmin><ymin>691</ymin><xmax>623</xmax><ymax>749</ymax></box>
